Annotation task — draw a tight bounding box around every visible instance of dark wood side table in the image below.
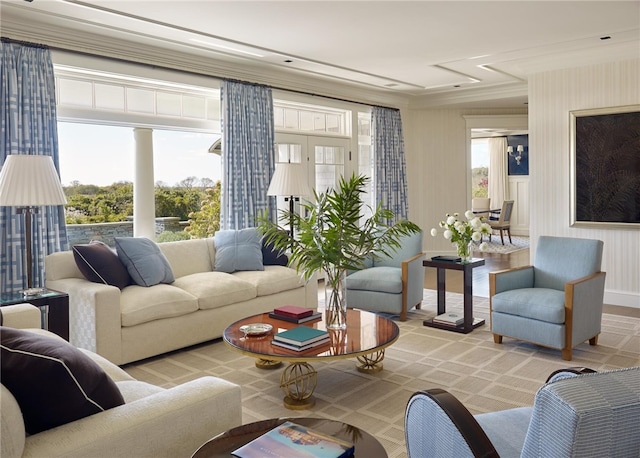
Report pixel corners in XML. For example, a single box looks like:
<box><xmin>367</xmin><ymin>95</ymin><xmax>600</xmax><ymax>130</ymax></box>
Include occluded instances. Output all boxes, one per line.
<box><xmin>0</xmin><ymin>289</ymin><xmax>69</xmax><ymax>340</ymax></box>
<box><xmin>191</xmin><ymin>417</ymin><xmax>388</xmax><ymax>458</ymax></box>
<box><xmin>422</xmin><ymin>257</ymin><xmax>485</xmax><ymax>334</ymax></box>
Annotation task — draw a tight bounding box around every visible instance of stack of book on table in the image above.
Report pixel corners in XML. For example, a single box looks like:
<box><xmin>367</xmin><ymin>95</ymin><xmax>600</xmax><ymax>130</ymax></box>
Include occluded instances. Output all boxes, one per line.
<box><xmin>232</xmin><ymin>421</ymin><xmax>354</xmax><ymax>458</ymax></box>
<box><xmin>433</xmin><ymin>312</ymin><xmax>464</xmax><ymax>327</ymax></box>
<box><xmin>272</xmin><ymin>326</ymin><xmax>330</xmax><ymax>351</ymax></box>
<box><xmin>269</xmin><ymin>305</ymin><xmax>322</xmax><ymax>323</ymax></box>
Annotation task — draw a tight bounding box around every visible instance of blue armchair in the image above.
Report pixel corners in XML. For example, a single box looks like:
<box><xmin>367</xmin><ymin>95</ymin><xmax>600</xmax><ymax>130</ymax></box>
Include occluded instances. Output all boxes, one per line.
<box><xmin>489</xmin><ymin>236</ymin><xmax>605</xmax><ymax>360</ymax></box>
<box><xmin>405</xmin><ymin>366</ymin><xmax>640</xmax><ymax>458</ymax></box>
<box><xmin>345</xmin><ymin>231</ymin><xmax>424</xmax><ymax>321</ymax></box>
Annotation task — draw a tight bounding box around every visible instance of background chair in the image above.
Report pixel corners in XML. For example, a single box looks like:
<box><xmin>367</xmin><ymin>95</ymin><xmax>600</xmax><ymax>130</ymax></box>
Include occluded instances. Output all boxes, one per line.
<box><xmin>489</xmin><ymin>235</ymin><xmax>605</xmax><ymax>360</ymax></box>
<box><xmin>405</xmin><ymin>367</ymin><xmax>640</xmax><ymax>458</ymax></box>
<box><xmin>487</xmin><ymin>200</ymin><xmax>513</xmax><ymax>245</ymax></box>
<box><xmin>471</xmin><ymin>197</ymin><xmax>491</xmax><ymax>219</ymax></box>
<box><xmin>345</xmin><ymin>231</ymin><xmax>424</xmax><ymax>321</ymax></box>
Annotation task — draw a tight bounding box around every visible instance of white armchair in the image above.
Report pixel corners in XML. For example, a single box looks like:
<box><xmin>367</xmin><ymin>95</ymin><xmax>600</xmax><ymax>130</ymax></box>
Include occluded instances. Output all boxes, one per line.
<box><xmin>1</xmin><ymin>304</ymin><xmax>242</xmax><ymax>458</ymax></box>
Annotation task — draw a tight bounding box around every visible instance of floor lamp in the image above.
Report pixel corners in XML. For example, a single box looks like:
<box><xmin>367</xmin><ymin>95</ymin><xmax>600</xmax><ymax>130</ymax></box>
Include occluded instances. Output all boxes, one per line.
<box><xmin>0</xmin><ymin>155</ymin><xmax>67</xmax><ymax>293</ymax></box>
<box><xmin>267</xmin><ymin>162</ymin><xmax>311</xmax><ymax>238</ymax></box>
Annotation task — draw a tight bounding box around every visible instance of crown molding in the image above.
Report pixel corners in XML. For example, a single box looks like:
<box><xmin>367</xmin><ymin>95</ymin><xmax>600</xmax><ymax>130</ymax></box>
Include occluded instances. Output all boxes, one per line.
<box><xmin>1</xmin><ymin>17</ymin><xmax>412</xmax><ymax>110</ymax></box>
<box><xmin>409</xmin><ymin>82</ymin><xmax>528</xmax><ymax>110</ymax></box>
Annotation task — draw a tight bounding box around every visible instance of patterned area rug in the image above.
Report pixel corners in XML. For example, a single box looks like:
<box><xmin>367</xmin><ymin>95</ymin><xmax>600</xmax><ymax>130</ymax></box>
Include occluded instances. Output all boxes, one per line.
<box><xmin>479</xmin><ymin>235</ymin><xmax>529</xmax><ymax>254</ymax></box>
<box><xmin>124</xmin><ymin>290</ymin><xmax>639</xmax><ymax>458</ymax></box>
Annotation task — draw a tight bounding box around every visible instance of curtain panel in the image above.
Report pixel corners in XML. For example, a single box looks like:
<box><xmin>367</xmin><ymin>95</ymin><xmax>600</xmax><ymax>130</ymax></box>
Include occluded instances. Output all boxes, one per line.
<box><xmin>220</xmin><ymin>80</ymin><xmax>275</xmax><ymax>229</ymax></box>
<box><xmin>0</xmin><ymin>39</ymin><xmax>68</xmax><ymax>291</ymax></box>
<box><xmin>372</xmin><ymin>106</ymin><xmax>409</xmax><ymax>222</ymax></box>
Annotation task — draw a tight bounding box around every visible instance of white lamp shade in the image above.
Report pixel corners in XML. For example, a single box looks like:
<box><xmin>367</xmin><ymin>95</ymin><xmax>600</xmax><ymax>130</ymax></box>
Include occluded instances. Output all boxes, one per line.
<box><xmin>0</xmin><ymin>155</ymin><xmax>67</xmax><ymax>206</ymax></box>
<box><xmin>267</xmin><ymin>162</ymin><xmax>311</xmax><ymax>197</ymax></box>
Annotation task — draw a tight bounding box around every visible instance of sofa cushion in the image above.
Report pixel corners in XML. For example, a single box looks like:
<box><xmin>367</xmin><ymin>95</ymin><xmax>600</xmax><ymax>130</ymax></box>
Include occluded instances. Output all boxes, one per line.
<box><xmin>0</xmin><ymin>327</ymin><xmax>124</xmax><ymax>434</ymax></box>
<box><xmin>158</xmin><ymin>238</ymin><xmax>214</xmax><ymax>278</ymax></box>
<box><xmin>73</xmin><ymin>240</ymin><xmax>132</xmax><ymax>289</ymax></box>
<box><xmin>346</xmin><ymin>266</ymin><xmax>403</xmax><ymax>294</ymax></box>
<box><xmin>262</xmin><ymin>238</ymin><xmax>288</xmax><ymax>266</ymax></box>
<box><xmin>172</xmin><ymin>272</ymin><xmax>257</xmax><ymax>310</ymax></box>
<box><xmin>214</xmin><ymin>228</ymin><xmax>264</xmax><ymax>273</ymax></box>
<box><xmin>115</xmin><ymin>237</ymin><xmax>175</xmax><ymax>287</ymax></box>
<box><xmin>120</xmin><ymin>284</ymin><xmax>199</xmax><ymax>327</ymax></box>
<box><xmin>233</xmin><ymin>266</ymin><xmax>305</xmax><ymax>296</ymax></box>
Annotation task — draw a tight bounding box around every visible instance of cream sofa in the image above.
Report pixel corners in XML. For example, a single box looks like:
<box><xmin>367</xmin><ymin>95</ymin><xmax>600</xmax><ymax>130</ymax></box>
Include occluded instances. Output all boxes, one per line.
<box><xmin>0</xmin><ymin>303</ymin><xmax>242</xmax><ymax>458</ymax></box>
<box><xmin>45</xmin><ymin>237</ymin><xmax>317</xmax><ymax>365</ymax></box>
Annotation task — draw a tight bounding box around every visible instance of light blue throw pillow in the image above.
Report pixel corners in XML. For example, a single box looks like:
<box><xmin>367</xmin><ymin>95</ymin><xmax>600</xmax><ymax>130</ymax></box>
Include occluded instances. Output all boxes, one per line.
<box><xmin>214</xmin><ymin>228</ymin><xmax>264</xmax><ymax>273</ymax></box>
<box><xmin>114</xmin><ymin>237</ymin><xmax>175</xmax><ymax>287</ymax></box>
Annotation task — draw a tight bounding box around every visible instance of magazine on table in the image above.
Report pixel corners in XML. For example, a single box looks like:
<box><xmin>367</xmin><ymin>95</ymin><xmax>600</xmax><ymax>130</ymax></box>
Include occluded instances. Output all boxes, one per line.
<box><xmin>232</xmin><ymin>421</ymin><xmax>354</xmax><ymax>458</ymax></box>
<box><xmin>273</xmin><ymin>305</ymin><xmax>315</xmax><ymax>319</ymax></box>
<box><xmin>269</xmin><ymin>311</ymin><xmax>323</xmax><ymax>324</ymax></box>
<box><xmin>271</xmin><ymin>336</ymin><xmax>331</xmax><ymax>352</ymax></box>
<box><xmin>433</xmin><ymin>312</ymin><xmax>464</xmax><ymax>326</ymax></box>
<box><xmin>273</xmin><ymin>326</ymin><xmax>329</xmax><ymax>346</ymax></box>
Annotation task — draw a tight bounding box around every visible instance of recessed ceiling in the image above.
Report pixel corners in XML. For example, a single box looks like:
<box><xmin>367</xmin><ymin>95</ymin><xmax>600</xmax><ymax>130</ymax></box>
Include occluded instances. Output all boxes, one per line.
<box><xmin>1</xmin><ymin>0</ymin><xmax>638</xmax><ymax>108</ymax></box>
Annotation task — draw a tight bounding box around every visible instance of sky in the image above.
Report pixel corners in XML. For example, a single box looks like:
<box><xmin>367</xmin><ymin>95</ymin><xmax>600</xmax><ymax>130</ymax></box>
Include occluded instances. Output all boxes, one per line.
<box><xmin>472</xmin><ymin>138</ymin><xmax>489</xmax><ymax>168</ymax></box>
<box><xmin>57</xmin><ymin>122</ymin><xmax>221</xmax><ymax>187</ymax></box>
<box><xmin>57</xmin><ymin>122</ymin><xmax>488</xmax><ymax>187</ymax></box>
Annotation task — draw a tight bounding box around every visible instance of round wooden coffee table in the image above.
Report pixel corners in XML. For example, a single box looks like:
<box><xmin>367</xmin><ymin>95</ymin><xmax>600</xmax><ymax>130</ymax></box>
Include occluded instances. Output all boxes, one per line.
<box><xmin>191</xmin><ymin>417</ymin><xmax>388</xmax><ymax>458</ymax></box>
<box><xmin>224</xmin><ymin>309</ymin><xmax>399</xmax><ymax>409</ymax></box>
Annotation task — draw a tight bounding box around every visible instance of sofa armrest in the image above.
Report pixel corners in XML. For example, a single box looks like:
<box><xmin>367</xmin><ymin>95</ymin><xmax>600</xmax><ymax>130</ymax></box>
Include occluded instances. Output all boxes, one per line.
<box><xmin>489</xmin><ymin>266</ymin><xmax>534</xmax><ymax>297</ymax></box>
<box><xmin>45</xmin><ymin>278</ymin><xmax>123</xmax><ymax>364</ymax></box>
<box><xmin>23</xmin><ymin>376</ymin><xmax>242</xmax><ymax>458</ymax></box>
<box><xmin>405</xmin><ymin>388</ymin><xmax>498</xmax><ymax>458</ymax></box>
<box><xmin>0</xmin><ymin>304</ymin><xmax>41</xmax><ymax>329</ymax></box>
<box><xmin>546</xmin><ymin>367</ymin><xmax>597</xmax><ymax>383</ymax></box>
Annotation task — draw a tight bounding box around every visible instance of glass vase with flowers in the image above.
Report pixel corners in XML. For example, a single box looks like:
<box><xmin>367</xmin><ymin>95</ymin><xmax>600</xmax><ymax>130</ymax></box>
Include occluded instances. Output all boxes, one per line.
<box><xmin>431</xmin><ymin>211</ymin><xmax>491</xmax><ymax>263</ymax></box>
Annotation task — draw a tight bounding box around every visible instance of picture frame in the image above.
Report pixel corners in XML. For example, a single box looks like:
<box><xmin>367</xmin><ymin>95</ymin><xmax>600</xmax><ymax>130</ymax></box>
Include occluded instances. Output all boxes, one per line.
<box><xmin>570</xmin><ymin>105</ymin><xmax>640</xmax><ymax>229</ymax></box>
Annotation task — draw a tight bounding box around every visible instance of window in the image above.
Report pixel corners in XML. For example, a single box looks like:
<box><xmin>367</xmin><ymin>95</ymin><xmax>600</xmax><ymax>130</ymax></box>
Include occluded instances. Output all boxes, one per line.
<box><xmin>471</xmin><ymin>138</ymin><xmax>489</xmax><ymax>198</ymax></box>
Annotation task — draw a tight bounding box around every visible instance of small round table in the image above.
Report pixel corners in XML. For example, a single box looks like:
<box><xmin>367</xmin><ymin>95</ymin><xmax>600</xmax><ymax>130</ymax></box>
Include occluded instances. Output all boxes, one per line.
<box><xmin>223</xmin><ymin>309</ymin><xmax>399</xmax><ymax>409</ymax></box>
<box><xmin>191</xmin><ymin>417</ymin><xmax>388</xmax><ymax>458</ymax></box>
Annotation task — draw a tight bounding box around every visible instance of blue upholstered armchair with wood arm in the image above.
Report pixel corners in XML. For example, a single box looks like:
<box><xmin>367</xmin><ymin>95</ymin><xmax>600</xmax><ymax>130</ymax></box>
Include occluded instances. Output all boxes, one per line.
<box><xmin>404</xmin><ymin>366</ymin><xmax>640</xmax><ymax>458</ymax></box>
<box><xmin>489</xmin><ymin>236</ymin><xmax>605</xmax><ymax>361</ymax></box>
<box><xmin>345</xmin><ymin>231</ymin><xmax>424</xmax><ymax>321</ymax></box>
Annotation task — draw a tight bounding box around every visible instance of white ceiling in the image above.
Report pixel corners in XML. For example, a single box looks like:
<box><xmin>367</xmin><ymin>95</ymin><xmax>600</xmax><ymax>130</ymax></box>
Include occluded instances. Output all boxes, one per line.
<box><xmin>1</xmin><ymin>0</ymin><xmax>639</xmax><ymax>108</ymax></box>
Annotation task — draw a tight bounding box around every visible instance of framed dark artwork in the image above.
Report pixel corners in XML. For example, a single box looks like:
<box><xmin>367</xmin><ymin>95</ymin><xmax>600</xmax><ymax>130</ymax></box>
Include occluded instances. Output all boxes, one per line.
<box><xmin>570</xmin><ymin>105</ymin><xmax>640</xmax><ymax>228</ymax></box>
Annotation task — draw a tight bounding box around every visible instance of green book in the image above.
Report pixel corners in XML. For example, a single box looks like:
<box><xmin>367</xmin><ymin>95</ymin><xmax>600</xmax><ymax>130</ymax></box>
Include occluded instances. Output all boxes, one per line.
<box><xmin>273</xmin><ymin>326</ymin><xmax>329</xmax><ymax>345</ymax></box>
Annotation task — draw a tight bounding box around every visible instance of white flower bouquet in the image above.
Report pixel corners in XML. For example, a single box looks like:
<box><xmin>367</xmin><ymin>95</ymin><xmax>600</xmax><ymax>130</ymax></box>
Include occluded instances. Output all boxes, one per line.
<box><xmin>431</xmin><ymin>210</ymin><xmax>491</xmax><ymax>261</ymax></box>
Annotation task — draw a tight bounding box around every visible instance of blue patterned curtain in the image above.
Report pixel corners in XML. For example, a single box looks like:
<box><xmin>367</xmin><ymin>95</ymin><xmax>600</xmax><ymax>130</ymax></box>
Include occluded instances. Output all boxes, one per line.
<box><xmin>1</xmin><ymin>39</ymin><xmax>68</xmax><ymax>291</ymax></box>
<box><xmin>372</xmin><ymin>106</ymin><xmax>409</xmax><ymax>221</ymax></box>
<box><xmin>220</xmin><ymin>80</ymin><xmax>275</xmax><ymax>229</ymax></box>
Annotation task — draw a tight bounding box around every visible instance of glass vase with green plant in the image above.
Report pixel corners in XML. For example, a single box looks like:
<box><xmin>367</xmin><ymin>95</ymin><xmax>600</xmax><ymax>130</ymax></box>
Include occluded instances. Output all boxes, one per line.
<box><xmin>259</xmin><ymin>174</ymin><xmax>420</xmax><ymax>330</ymax></box>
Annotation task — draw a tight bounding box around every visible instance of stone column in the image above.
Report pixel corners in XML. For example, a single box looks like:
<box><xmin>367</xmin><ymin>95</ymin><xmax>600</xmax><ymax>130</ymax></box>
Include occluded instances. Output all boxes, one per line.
<box><xmin>133</xmin><ymin>128</ymin><xmax>155</xmax><ymax>239</ymax></box>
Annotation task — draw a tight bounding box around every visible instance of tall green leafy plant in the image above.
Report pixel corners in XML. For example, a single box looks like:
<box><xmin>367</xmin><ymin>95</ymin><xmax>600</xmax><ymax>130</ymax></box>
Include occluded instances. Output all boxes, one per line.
<box><xmin>259</xmin><ymin>174</ymin><xmax>419</xmax><ymax>328</ymax></box>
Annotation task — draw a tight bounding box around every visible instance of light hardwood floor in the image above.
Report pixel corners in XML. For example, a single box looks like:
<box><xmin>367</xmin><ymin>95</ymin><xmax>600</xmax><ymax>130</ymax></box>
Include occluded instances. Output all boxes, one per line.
<box><xmin>424</xmin><ymin>248</ymin><xmax>639</xmax><ymax>318</ymax></box>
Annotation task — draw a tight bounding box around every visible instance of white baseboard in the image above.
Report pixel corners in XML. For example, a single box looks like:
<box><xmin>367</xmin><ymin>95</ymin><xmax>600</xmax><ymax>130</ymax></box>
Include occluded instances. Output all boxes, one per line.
<box><xmin>604</xmin><ymin>290</ymin><xmax>640</xmax><ymax>309</ymax></box>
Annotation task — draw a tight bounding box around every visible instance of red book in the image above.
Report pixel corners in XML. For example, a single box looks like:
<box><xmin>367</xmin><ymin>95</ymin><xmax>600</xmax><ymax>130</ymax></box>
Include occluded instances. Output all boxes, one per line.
<box><xmin>273</xmin><ymin>305</ymin><xmax>314</xmax><ymax>319</ymax></box>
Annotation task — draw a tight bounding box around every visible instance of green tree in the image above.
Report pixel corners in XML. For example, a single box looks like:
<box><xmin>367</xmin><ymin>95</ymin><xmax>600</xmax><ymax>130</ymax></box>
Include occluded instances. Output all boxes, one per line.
<box><xmin>186</xmin><ymin>181</ymin><xmax>221</xmax><ymax>238</ymax></box>
<box><xmin>64</xmin><ymin>181</ymin><xmax>133</xmax><ymax>223</ymax></box>
<box><xmin>154</xmin><ymin>187</ymin><xmax>202</xmax><ymax>220</ymax></box>
<box><xmin>64</xmin><ymin>179</ymin><xmax>217</xmax><ymax>229</ymax></box>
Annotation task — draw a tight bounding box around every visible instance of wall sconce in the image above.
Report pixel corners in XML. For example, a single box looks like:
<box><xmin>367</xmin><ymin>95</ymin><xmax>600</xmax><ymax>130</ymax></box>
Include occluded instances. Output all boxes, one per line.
<box><xmin>508</xmin><ymin>145</ymin><xmax>524</xmax><ymax>165</ymax></box>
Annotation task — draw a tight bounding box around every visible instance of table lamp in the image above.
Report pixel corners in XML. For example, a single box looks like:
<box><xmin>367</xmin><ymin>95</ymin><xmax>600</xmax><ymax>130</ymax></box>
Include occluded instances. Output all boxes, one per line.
<box><xmin>267</xmin><ymin>162</ymin><xmax>311</xmax><ymax>238</ymax></box>
<box><xmin>0</xmin><ymin>155</ymin><xmax>67</xmax><ymax>293</ymax></box>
